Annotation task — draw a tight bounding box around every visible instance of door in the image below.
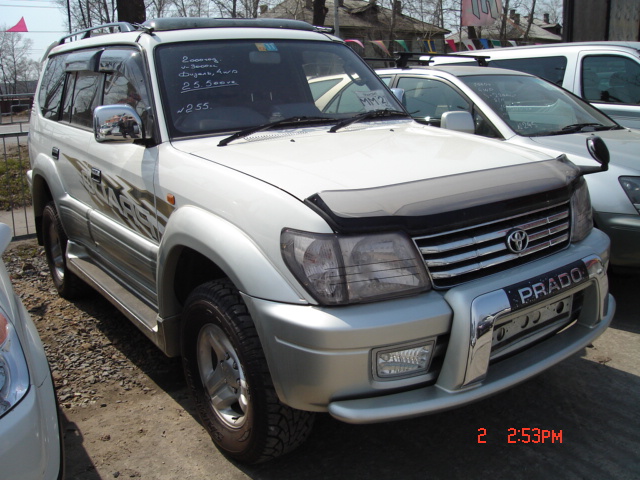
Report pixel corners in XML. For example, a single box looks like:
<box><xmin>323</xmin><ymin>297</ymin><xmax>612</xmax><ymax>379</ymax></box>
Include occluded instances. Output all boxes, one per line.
<box><xmin>54</xmin><ymin>46</ymin><xmax>161</xmax><ymax>305</ymax></box>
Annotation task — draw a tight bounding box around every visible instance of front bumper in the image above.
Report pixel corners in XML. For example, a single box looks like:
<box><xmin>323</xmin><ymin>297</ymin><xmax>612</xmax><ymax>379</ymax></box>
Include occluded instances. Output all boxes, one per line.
<box><xmin>594</xmin><ymin>211</ymin><xmax>640</xmax><ymax>268</ymax></box>
<box><xmin>244</xmin><ymin>229</ymin><xmax>614</xmax><ymax>423</ymax></box>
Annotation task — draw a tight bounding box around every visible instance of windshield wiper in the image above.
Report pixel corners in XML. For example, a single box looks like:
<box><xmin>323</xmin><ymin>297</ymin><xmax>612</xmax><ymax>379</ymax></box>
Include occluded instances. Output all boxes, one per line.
<box><xmin>218</xmin><ymin>116</ymin><xmax>331</xmax><ymax>146</ymax></box>
<box><xmin>560</xmin><ymin>123</ymin><xmax>606</xmax><ymax>133</ymax></box>
<box><xmin>539</xmin><ymin>123</ymin><xmax>621</xmax><ymax>136</ymax></box>
<box><xmin>328</xmin><ymin>109</ymin><xmax>409</xmax><ymax>133</ymax></box>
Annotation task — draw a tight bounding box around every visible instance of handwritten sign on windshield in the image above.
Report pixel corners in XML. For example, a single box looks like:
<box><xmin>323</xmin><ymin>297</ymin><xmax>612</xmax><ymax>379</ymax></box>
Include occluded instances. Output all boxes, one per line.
<box><xmin>356</xmin><ymin>90</ymin><xmax>392</xmax><ymax>111</ymax></box>
<box><xmin>177</xmin><ymin>55</ymin><xmax>240</xmax><ymax>94</ymax></box>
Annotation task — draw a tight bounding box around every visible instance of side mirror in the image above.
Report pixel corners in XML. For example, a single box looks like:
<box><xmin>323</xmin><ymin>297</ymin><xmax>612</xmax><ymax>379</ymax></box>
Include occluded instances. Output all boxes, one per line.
<box><xmin>441</xmin><ymin>111</ymin><xmax>475</xmax><ymax>134</ymax></box>
<box><xmin>391</xmin><ymin>88</ymin><xmax>404</xmax><ymax>102</ymax></box>
<box><xmin>582</xmin><ymin>135</ymin><xmax>610</xmax><ymax>175</ymax></box>
<box><xmin>93</xmin><ymin>104</ymin><xmax>147</xmax><ymax>143</ymax></box>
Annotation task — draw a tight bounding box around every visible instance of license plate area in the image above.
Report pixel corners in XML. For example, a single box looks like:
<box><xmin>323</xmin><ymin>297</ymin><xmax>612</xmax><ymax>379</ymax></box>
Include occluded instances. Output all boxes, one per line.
<box><xmin>490</xmin><ymin>291</ymin><xmax>583</xmax><ymax>361</ymax></box>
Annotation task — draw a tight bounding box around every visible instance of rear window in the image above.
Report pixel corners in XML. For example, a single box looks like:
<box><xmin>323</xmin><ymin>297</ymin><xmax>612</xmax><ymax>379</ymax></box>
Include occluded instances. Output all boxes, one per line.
<box><xmin>489</xmin><ymin>56</ymin><xmax>568</xmax><ymax>86</ymax></box>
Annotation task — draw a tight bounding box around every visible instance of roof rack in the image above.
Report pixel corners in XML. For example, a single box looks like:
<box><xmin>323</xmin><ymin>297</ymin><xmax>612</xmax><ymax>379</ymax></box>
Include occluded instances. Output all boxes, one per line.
<box><xmin>420</xmin><ymin>53</ymin><xmax>490</xmax><ymax>66</ymax></box>
<box><xmin>364</xmin><ymin>51</ymin><xmax>491</xmax><ymax>68</ymax></box>
<box><xmin>52</xmin><ymin>18</ymin><xmax>327</xmax><ymax>46</ymax></box>
<box><xmin>41</xmin><ymin>17</ymin><xmax>332</xmax><ymax>62</ymax></box>
<box><xmin>57</xmin><ymin>22</ymin><xmax>138</xmax><ymax>45</ymax></box>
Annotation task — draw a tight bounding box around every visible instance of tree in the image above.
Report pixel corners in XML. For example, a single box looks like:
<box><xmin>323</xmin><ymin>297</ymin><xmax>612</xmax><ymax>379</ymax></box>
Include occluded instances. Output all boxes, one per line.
<box><xmin>312</xmin><ymin>0</ymin><xmax>328</xmax><ymax>26</ymax></box>
<box><xmin>116</xmin><ymin>0</ymin><xmax>146</xmax><ymax>23</ymax></box>
<box><xmin>523</xmin><ymin>0</ymin><xmax>536</xmax><ymax>41</ymax></box>
<box><xmin>0</xmin><ymin>30</ymin><xmax>39</xmax><ymax>95</ymax></box>
<box><xmin>55</xmin><ymin>0</ymin><xmax>117</xmax><ymax>30</ymax></box>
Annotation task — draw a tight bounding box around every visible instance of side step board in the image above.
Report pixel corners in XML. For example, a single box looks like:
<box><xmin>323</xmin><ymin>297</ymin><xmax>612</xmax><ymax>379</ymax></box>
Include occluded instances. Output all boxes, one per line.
<box><xmin>66</xmin><ymin>241</ymin><xmax>181</xmax><ymax>357</ymax></box>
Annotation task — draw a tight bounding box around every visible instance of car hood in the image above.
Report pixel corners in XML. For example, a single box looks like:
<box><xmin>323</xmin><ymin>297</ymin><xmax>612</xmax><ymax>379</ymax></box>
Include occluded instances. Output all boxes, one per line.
<box><xmin>172</xmin><ymin>121</ymin><xmax>553</xmax><ymax>200</ymax></box>
<box><xmin>529</xmin><ymin>128</ymin><xmax>640</xmax><ymax>171</ymax></box>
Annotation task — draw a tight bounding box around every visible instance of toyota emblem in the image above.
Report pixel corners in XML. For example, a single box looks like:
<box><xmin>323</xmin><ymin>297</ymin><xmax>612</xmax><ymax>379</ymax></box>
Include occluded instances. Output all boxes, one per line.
<box><xmin>506</xmin><ymin>229</ymin><xmax>529</xmax><ymax>253</ymax></box>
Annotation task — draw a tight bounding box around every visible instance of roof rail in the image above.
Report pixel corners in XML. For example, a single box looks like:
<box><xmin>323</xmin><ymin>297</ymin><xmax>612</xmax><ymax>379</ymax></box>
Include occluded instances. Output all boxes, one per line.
<box><xmin>140</xmin><ymin>17</ymin><xmax>317</xmax><ymax>32</ymax></box>
<box><xmin>57</xmin><ymin>22</ymin><xmax>137</xmax><ymax>45</ymax></box>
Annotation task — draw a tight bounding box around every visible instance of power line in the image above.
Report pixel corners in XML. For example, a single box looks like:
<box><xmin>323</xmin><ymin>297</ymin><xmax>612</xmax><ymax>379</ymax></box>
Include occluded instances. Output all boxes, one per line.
<box><xmin>0</xmin><ymin>4</ymin><xmax>61</xmax><ymax>8</ymax></box>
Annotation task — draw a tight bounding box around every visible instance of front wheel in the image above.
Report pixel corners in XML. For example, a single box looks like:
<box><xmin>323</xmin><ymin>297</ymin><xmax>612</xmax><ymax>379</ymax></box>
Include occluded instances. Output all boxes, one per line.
<box><xmin>181</xmin><ymin>279</ymin><xmax>314</xmax><ymax>464</ymax></box>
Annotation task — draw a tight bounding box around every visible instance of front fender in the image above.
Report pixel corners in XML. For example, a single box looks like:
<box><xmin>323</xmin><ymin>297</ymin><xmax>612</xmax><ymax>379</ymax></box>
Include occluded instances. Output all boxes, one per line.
<box><xmin>29</xmin><ymin>152</ymin><xmax>67</xmax><ymax>217</ymax></box>
<box><xmin>157</xmin><ymin>205</ymin><xmax>307</xmax><ymax>317</ymax></box>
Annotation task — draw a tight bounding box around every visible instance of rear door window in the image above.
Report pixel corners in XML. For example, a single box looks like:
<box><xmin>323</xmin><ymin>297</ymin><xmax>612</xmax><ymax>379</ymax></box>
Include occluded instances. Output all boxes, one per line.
<box><xmin>61</xmin><ymin>70</ymin><xmax>102</xmax><ymax>128</ymax></box>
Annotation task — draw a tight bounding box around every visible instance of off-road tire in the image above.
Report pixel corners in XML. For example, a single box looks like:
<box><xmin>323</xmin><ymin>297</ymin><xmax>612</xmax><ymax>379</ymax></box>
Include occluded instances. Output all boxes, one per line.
<box><xmin>181</xmin><ymin>279</ymin><xmax>315</xmax><ymax>464</ymax></box>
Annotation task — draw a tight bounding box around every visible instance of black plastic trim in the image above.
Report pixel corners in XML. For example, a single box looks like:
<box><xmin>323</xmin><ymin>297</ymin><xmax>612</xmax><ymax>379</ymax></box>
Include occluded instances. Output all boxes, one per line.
<box><xmin>305</xmin><ymin>156</ymin><xmax>581</xmax><ymax>235</ymax></box>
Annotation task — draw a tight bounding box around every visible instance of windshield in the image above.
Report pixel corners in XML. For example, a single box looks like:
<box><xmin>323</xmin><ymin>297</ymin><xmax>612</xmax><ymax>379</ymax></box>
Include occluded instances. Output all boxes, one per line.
<box><xmin>155</xmin><ymin>39</ymin><xmax>402</xmax><ymax>138</ymax></box>
<box><xmin>460</xmin><ymin>74</ymin><xmax>619</xmax><ymax>136</ymax></box>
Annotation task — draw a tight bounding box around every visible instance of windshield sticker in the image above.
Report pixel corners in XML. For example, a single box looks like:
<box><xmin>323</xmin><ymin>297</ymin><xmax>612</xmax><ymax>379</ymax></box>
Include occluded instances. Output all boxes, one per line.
<box><xmin>255</xmin><ymin>43</ymin><xmax>278</xmax><ymax>51</ymax></box>
<box><xmin>356</xmin><ymin>90</ymin><xmax>392</xmax><ymax>111</ymax></box>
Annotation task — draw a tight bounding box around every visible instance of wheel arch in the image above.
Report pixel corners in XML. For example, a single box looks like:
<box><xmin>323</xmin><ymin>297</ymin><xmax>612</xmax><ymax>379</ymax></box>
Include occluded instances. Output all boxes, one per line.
<box><xmin>30</xmin><ymin>171</ymin><xmax>54</xmax><ymax>245</ymax></box>
<box><xmin>29</xmin><ymin>154</ymin><xmax>67</xmax><ymax>245</ymax></box>
<box><xmin>157</xmin><ymin>206</ymin><xmax>306</xmax><ymax>320</ymax></box>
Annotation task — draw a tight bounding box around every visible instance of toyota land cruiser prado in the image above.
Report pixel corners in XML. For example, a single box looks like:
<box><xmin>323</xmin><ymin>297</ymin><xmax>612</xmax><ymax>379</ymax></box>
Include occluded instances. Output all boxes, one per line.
<box><xmin>28</xmin><ymin>18</ymin><xmax>615</xmax><ymax>463</ymax></box>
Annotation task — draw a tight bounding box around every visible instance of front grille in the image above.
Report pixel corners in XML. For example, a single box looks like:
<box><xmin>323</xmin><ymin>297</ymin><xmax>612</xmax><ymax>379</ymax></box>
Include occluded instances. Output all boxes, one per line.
<box><xmin>414</xmin><ymin>202</ymin><xmax>571</xmax><ymax>289</ymax></box>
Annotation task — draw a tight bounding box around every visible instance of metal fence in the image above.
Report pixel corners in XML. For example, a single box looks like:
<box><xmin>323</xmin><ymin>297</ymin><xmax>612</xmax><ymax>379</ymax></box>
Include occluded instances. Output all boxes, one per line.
<box><xmin>1</xmin><ymin>94</ymin><xmax>35</xmax><ymax>240</ymax></box>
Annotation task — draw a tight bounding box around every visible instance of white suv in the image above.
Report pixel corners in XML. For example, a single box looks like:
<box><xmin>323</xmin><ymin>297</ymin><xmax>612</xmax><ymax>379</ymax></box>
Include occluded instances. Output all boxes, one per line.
<box><xmin>28</xmin><ymin>18</ymin><xmax>615</xmax><ymax>463</ymax></box>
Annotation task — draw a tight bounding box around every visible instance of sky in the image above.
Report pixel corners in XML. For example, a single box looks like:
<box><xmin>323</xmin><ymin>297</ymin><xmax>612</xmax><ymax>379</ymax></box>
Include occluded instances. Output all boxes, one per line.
<box><xmin>1</xmin><ymin>0</ymin><xmax>69</xmax><ymax>62</ymax></box>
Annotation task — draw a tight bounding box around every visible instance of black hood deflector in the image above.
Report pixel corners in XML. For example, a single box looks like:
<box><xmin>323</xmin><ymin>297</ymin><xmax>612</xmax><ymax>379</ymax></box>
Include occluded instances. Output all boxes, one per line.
<box><xmin>305</xmin><ymin>156</ymin><xmax>581</xmax><ymax>235</ymax></box>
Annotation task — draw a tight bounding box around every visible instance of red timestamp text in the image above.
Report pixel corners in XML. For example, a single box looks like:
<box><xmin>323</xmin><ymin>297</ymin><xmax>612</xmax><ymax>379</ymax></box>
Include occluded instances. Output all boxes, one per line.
<box><xmin>477</xmin><ymin>428</ymin><xmax>563</xmax><ymax>444</ymax></box>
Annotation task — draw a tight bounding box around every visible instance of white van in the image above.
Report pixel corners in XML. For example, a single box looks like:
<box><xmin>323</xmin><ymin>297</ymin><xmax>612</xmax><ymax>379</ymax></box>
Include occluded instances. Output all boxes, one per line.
<box><xmin>429</xmin><ymin>42</ymin><xmax>640</xmax><ymax>129</ymax></box>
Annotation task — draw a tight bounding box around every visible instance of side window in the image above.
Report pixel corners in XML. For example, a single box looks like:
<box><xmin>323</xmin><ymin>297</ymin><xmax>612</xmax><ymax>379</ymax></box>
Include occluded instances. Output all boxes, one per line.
<box><xmin>582</xmin><ymin>55</ymin><xmax>640</xmax><ymax>105</ymax></box>
<box><xmin>50</xmin><ymin>47</ymin><xmax>153</xmax><ymax>134</ymax></box>
<box><xmin>322</xmin><ymin>81</ymin><xmax>375</xmax><ymax>114</ymax></box>
<box><xmin>60</xmin><ymin>70</ymin><xmax>101</xmax><ymax>128</ymax></box>
<box><xmin>309</xmin><ymin>78</ymin><xmax>343</xmax><ymax>101</ymax></box>
<box><xmin>396</xmin><ymin>77</ymin><xmax>469</xmax><ymax>119</ymax></box>
<box><xmin>100</xmin><ymin>48</ymin><xmax>153</xmax><ymax>128</ymax></box>
<box><xmin>490</xmin><ymin>56</ymin><xmax>567</xmax><ymax>86</ymax></box>
<box><xmin>396</xmin><ymin>76</ymin><xmax>500</xmax><ymax>138</ymax></box>
<box><xmin>38</xmin><ymin>54</ymin><xmax>67</xmax><ymax>120</ymax></box>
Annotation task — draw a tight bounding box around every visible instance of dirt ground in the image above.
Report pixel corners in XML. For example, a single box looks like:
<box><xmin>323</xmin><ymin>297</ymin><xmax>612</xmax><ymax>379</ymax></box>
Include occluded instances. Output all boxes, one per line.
<box><xmin>4</xmin><ymin>239</ymin><xmax>640</xmax><ymax>480</ymax></box>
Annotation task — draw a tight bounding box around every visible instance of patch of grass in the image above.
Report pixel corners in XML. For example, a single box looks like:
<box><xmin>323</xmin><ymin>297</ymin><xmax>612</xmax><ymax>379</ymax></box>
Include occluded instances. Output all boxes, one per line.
<box><xmin>0</xmin><ymin>145</ymin><xmax>31</xmax><ymax>211</ymax></box>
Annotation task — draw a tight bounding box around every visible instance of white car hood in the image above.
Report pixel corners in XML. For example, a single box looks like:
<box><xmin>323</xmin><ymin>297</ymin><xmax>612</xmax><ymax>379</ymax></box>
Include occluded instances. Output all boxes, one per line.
<box><xmin>172</xmin><ymin>121</ymin><xmax>553</xmax><ymax>199</ymax></box>
<box><xmin>529</xmin><ymin>128</ymin><xmax>640</xmax><ymax>172</ymax></box>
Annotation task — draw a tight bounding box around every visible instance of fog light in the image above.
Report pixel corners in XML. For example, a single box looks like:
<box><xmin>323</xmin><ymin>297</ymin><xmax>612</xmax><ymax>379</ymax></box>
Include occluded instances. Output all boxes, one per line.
<box><xmin>375</xmin><ymin>340</ymin><xmax>435</xmax><ymax>380</ymax></box>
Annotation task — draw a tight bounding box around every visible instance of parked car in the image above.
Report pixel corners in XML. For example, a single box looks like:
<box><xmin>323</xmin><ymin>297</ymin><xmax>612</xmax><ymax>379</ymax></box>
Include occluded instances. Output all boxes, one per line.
<box><xmin>0</xmin><ymin>223</ymin><xmax>64</xmax><ymax>479</ymax></box>
<box><xmin>427</xmin><ymin>42</ymin><xmax>640</xmax><ymax>129</ymax></box>
<box><xmin>377</xmin><ymin>64</ymin><xmax>640</xmax><ymax>269</ymax></box>
<box><xmin>29</xmin><ymin>18</ymin><xmax>614</xmax><ymax>463</ymax></box>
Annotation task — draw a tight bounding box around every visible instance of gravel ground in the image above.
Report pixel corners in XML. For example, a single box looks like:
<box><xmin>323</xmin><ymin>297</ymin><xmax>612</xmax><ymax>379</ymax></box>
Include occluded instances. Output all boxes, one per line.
<box><xmin>3</xmin><ymin>240</ymin><xmax>179</xmax><ymax>409</ymax></box>
<box><xmin>3</xmin><ymin>239</ymin><xmax>230</xmax><ymax>479</ymax></box>
<box><xmin>4</xmin><ymin>238</ymin><xmax>640</xmax><ymax>480</ymax></box>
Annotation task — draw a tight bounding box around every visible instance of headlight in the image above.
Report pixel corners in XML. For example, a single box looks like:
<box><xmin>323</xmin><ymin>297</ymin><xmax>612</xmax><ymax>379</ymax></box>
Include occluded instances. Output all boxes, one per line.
<box><xmin>0</xmin><ymin>310</ymin><xmax>30</xmax><ymax>417</ymax></box>
<box><xmin>281</xmin><ymin>229</ymin><xmax>431</xmax><ymax>305</ymax></box>
<box><xmin>571</xmin><ymin>177</ymin><xmax>593</xmax><ymax>243</ymax></box>
<box><xmin>619</xmin><ymin>176</ymin><xmax>640</xmax><ymax>213</ymax></box>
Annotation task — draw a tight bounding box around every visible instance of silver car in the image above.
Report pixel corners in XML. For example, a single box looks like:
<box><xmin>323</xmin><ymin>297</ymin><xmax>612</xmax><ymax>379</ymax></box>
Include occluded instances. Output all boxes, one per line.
<box><xmin>0</xmin><ymin>223</ymin><xmax>64</xmax><ymax>479</ymax></box>
<box><xmin>378</xmin><ymin>65</ymin><xmax>640</xmax><ymax>269</ymax></box>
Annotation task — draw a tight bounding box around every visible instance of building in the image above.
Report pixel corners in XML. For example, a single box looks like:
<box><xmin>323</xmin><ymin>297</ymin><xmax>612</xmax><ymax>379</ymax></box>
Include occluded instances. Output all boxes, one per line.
<box><xmin>446</xmin><ymin>10</ymin><xmax>562</xmax><ymax>51</ymax></box>
<box><xmin>260</xmin><ymin>0</ymin><xmax>449</xmax><ymax>57</ymax></box>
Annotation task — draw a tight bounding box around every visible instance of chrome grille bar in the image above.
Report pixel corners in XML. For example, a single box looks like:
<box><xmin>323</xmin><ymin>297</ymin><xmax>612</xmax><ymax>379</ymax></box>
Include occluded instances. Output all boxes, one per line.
<box><xmin>414</xmin><ymin>203</ymin><xmax>571</xmax><ymax>288</ymax></box>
